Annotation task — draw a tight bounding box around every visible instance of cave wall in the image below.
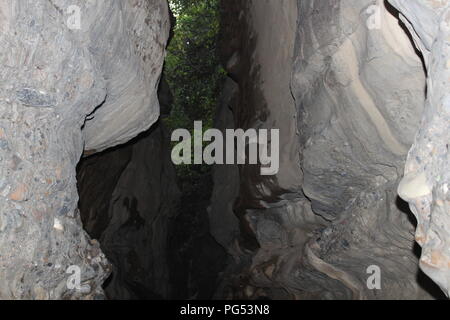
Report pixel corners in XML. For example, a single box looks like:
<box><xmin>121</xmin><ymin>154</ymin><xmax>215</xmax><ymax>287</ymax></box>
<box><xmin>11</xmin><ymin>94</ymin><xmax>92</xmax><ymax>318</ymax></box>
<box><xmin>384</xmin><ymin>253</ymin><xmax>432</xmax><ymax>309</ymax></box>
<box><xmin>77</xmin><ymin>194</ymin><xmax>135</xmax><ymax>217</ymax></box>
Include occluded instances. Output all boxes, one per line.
<box><xmin>290</xmin><ymin>0</ymin><xmax>429</xmax><ymax>299</ymax></box>
<box><xmin>391</xmin><ymin>0</ymin><xmax>450</xmax><ymax>297</ymax></box>
<box><xmin>77</xmin><ymin>122</ymin><xmax>180</xmax><ymax>299</ymax></box>
<box><xmin>1</xmin><ymin>0</ymin><xmax>448</xmax><ymax>300</ymax></box>
<box><xmin>0</xmin><ymin>0</ymin><xmax>169</xmax><ymax>299</ymax></box>
<box><xmin>219</xmin><ymin>0</ymin><xmax>301</xmax><ymax>213</ymax></box>
<box><xmin>215</xmin><ymin>0</ymin><xmax>447</xmax><ymax>299</ymax></box>
<box><xmin>208</xmin><ymin>78</ymin><xmax>240</xmax><ymax>253</ymax></box>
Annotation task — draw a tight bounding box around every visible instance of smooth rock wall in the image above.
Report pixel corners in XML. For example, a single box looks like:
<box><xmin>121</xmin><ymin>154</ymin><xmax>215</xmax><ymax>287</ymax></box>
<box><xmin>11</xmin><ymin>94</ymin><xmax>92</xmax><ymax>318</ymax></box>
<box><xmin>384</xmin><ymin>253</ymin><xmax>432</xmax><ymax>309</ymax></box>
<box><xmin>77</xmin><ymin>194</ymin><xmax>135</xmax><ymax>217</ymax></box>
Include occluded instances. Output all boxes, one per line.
<box><xmin>391</xmin><ymin>0</ymin><xmax>450</xmax><ymax>297</ymax></box>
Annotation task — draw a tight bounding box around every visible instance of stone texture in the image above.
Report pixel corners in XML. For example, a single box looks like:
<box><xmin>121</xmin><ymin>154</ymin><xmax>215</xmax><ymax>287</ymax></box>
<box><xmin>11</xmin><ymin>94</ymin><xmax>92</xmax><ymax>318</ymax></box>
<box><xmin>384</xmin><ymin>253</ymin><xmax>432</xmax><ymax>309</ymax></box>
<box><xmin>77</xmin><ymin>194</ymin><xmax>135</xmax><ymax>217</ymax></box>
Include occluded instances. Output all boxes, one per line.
<box><xmin>214</xmin><ymin>0</ymin><xmax>446</xmax><ymax>299</ymax></box>
<box><xmin>391</xmin><ymin>0</ymin><xmax>450</xmax><ymax>297</ymax></box>
<box><xmin>1</xmin><ymin>0</ymin><xmax>448</xmax><ymax>301</ymax></box>
<box><xmin>82</xmin><ymin>0</ymin><xmax>170</xmax><ymax>152</ymax></box>
<box><xmin>288</xmin><ymin>0</ymin><xmax>428</xmax><ymax>299</ymax></box>
<box><xmin>219</xmin><ymin>0</ymin><xmax>302</xmax><ymax>213</ymax></box>
<box><xmin>0</xmin><ymin>0</ymin><xmax>169</xmax><ymax>299</ymax></box>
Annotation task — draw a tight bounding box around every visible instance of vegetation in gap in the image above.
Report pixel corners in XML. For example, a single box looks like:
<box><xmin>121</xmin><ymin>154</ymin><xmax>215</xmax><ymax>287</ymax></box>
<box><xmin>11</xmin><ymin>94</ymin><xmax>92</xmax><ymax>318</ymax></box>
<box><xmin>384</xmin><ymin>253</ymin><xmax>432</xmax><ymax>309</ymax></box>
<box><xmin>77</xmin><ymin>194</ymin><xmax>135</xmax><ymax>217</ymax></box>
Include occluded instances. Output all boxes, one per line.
<box><xmin>164</xmin><ymin>0</ymin><xmax>228</xmax><ymax>299</ymax></box>
<box><xmin>164</xmin><ymin>0</ymin><xmax>226</xmax><ymax>182</ymax></box>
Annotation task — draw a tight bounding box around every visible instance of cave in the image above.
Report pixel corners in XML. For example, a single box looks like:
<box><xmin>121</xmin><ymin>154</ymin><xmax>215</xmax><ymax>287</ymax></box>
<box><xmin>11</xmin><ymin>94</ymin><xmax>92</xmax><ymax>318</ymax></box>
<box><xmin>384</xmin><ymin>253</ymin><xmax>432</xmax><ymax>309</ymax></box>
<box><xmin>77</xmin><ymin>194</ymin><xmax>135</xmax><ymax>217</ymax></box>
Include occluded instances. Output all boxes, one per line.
<box><xmin>0</xmin><ymin>0</ymin><xmax>449</xmax><ymax>301</ymax></box>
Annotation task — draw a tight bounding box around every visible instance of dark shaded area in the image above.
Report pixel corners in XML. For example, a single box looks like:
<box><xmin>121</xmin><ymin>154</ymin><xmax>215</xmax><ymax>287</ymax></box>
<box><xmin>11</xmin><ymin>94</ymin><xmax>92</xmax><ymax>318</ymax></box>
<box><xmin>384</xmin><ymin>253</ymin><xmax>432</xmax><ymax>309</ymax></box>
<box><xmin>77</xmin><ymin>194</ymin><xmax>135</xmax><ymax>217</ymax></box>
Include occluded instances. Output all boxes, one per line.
<box><xmin>396</xmin><ymin>196</ymin><xmax>447</xmax><ymax>300</ymax></box>
<box><xmin>73</xmin><ymin>0</ymin><xmax>447</xmax><ymax>301</ymax></box>
<box><xmin>168</xmin><ymin>171</ymin><xmax>227</xmax><ymax>299</ymax></box>
<box><xmin>384</xmin><ymin>0</ymin><xmax>428</xmax><ymax>79</ymax></box>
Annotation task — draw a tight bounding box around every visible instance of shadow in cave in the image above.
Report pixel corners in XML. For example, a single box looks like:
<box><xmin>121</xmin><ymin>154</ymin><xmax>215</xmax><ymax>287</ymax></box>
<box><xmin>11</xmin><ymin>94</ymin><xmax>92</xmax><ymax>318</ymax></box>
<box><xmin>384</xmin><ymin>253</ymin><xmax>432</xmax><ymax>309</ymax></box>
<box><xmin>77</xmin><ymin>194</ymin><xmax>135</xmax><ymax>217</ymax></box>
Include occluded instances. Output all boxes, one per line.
<box><xmin>76</xmin><ymin>0</ymin><xmax>229</xmax><ymax>300</ymax></box>
<box><xmin>387</xmin><ymin>0</ymin><xmax>443</xmax><ymax>300</ymax></box>
<box><xmin>74</xmin><ymin>0</ymin><xmax>446</xmax><ymax>301</ymax></box>
<box><xmin>395</xmin><ymin>197</ymin><xmax>447</xmax><ymax>300</ymax></box>
<box><xmin>167</xmin><ymin>168</ymin><xmax>228</xmax><ymax>300</ymax></box>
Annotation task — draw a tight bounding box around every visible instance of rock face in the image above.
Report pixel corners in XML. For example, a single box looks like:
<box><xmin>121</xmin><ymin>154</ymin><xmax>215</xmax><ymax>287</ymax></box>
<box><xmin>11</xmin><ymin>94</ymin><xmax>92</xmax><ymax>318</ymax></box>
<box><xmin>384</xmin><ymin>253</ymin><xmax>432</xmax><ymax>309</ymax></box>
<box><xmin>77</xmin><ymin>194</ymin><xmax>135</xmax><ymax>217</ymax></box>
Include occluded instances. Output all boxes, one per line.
<box><xmin>208</xmin><ymin>78</ymin><xmax>240</xmax><ymax>253</ymax></box>
<box><xmin>214</xmin><ymin>0</ymin><xmax>447</xmax><ymax>299</ymax></box>
<box><xmin>391</xmin><ymin>0</ymin><xmax>450</xmax><ymax>297</ymax></box>
<box><xmin>1</xmin><ymin>0</ymin><xmax>448</xmax><ymax>300</ymax></box>
<box><xmin>77</xmin><ymin>122</ymin><xmax>180</xmax><ymax>299</ymax></box>
<box><xmin>0</xmin><ymin>0</ymin><xmax>169</xmax><ymax>299</ymax></box>
<box><xmin>289</xmin><ymin>0</ymin><xmax>428</xmax><ymax>299</ymax></box>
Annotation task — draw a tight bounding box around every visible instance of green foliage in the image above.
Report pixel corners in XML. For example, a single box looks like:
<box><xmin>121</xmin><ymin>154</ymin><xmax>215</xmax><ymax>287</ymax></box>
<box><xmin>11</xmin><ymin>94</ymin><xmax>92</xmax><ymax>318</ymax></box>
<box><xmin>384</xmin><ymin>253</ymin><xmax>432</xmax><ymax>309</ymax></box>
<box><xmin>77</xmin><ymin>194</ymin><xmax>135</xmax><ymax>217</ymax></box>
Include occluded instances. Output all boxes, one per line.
<box><xmin>164</xmin><ymin>0</ymin><xmax>225</xmax><ymax>181</ymax></box>
<box><xmin>165</xmin><ymin>0</ymin><xmax>224</xmax><ymax>129</ymax></box>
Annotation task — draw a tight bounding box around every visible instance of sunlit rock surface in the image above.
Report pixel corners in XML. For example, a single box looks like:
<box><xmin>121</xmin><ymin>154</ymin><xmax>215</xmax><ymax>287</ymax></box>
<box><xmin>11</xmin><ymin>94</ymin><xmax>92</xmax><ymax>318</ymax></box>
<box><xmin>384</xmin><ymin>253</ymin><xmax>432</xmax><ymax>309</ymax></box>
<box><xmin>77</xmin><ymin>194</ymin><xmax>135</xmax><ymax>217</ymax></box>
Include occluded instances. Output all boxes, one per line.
<box><xmin>289</xmin><ymin>0</ymin><xmax>428</xmax><ymax>299</ymax></box>
<box><xmin>0</xmin><ymin>0</ymin><xmax>169</xmax><ymax>299</ymax></box>
<box><xmin>391</xmin><ymin>0</ymin><xmax>450</xmax><ymax>297</ymax></box>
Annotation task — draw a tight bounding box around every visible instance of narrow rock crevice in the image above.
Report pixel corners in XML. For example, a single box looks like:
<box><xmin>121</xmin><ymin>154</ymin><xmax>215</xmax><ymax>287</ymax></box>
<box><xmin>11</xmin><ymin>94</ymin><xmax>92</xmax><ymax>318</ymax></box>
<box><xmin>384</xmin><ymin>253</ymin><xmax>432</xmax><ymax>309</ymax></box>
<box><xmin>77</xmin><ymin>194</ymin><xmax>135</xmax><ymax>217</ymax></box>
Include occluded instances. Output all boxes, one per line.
<box><xmin>1</xmin><ymin>0</ymin><xmax>449</xmax><ymax>300</ymax></box>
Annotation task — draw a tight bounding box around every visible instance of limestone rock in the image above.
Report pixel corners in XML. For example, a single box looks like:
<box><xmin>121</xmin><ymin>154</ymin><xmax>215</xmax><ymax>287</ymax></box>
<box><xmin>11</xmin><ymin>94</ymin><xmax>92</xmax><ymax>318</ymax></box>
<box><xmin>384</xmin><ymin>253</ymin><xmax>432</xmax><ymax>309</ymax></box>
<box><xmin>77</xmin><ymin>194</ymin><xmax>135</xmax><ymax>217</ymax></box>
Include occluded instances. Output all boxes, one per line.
<box><xmin>0</xmin><ymin>0</ymin><xmax>169</xmax><ymax>299</ymax></box>
<box><xmin>77</xmin><ymin>123</ymin><xmax>180</xmax><ymax>299</ymax></box>
<box><xmin>214</xmin><ymin>0</ymin><xmax>445</xmax><ymax>299</ymax></box>
<box><xmin>390</xmin><ymin>0</ymin><xmax>450</xmax><ymax>297</ymax></box>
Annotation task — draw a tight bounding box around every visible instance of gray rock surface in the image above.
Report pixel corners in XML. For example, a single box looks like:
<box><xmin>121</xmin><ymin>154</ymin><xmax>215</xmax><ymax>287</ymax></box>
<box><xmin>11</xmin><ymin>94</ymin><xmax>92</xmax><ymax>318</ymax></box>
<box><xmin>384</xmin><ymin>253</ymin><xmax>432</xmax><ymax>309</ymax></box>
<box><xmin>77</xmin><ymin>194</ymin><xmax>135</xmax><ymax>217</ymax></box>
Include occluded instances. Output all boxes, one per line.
<box><xmin>81</xmin><ymin>0</ymin><xmax>170</xmax><ymax>152</ymax></box>
<box><xmin>288</xmin><ymin>0</ymin><xmax>428</xmax><ymax>299</ymax></box>
<box><xmin>213</xmin><ymin>0</ymin><xmax>446</xmax><ymax>299</ymax></box>
<box><xmin>0</xmin><ymin>0</ymin><xmax>169</xmax><ymax>299</ymax></box>
<box><xmin>391</xmin><ymin>0</ymin><xmax>450</xmax><ymax>297</ymax></box>
<box><xmin>1</xmin><ymin>0</ymin><xmax>448</xmax><ymax>300</ymax></box>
